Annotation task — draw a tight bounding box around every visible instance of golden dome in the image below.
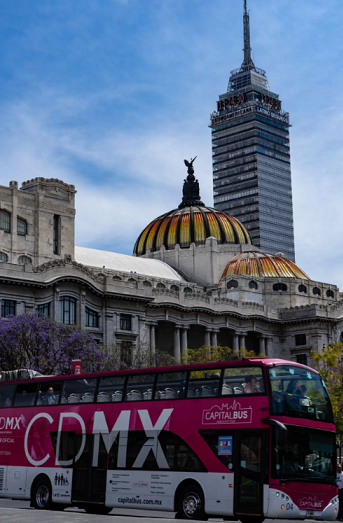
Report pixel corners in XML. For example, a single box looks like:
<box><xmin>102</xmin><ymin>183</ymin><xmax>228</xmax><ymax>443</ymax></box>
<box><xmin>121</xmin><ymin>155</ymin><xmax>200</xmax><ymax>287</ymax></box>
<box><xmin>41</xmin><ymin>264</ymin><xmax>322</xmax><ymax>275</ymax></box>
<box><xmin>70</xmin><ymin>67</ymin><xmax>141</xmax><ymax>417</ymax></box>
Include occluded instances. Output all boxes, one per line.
<box><xmin>134</xmin><ymin>158</ymin><xmax>251</xmax><ymax>256</ymax></box>
<box><xmin>221</xmin><ymin>251</ymin><xmax>310</xmax><ymax>280</ymax></box>
<box><xmin>134</xmin><ymin>206</ymin><xmax>252</xmax><ymax>256</ymax></box>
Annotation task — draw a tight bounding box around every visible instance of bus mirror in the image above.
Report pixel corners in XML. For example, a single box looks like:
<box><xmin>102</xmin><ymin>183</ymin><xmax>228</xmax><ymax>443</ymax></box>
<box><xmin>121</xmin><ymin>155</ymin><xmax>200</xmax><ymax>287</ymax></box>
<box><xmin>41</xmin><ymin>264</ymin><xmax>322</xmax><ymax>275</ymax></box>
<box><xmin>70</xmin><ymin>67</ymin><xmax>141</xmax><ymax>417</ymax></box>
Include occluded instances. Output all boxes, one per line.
<box><xmin>262</xmin><ymin>418</ymin><xmax>287</xmax><ymax>431</ymax></box>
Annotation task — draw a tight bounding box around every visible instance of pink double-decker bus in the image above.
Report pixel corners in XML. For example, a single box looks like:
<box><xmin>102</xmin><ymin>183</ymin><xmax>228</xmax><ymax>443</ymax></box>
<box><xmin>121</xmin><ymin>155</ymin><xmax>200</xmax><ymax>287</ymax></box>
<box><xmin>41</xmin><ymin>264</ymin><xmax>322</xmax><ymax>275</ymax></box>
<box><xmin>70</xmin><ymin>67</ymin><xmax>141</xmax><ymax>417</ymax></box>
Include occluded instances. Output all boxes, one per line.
<box><xmin>0</xmin><ymin>358</ymin><xmax>338</xmax><ymax>522</ymax></box>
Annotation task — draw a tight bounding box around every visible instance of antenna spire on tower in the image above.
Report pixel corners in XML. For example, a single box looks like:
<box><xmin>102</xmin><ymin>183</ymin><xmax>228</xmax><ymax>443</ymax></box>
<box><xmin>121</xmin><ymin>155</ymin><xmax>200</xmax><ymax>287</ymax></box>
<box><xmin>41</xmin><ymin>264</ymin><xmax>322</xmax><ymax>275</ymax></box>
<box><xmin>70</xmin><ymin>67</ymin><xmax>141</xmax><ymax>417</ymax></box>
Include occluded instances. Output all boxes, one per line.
<box><xmin>241</xmin><ymin>0</ymin><xmax>255</xmax><ymax>71</ymax></box>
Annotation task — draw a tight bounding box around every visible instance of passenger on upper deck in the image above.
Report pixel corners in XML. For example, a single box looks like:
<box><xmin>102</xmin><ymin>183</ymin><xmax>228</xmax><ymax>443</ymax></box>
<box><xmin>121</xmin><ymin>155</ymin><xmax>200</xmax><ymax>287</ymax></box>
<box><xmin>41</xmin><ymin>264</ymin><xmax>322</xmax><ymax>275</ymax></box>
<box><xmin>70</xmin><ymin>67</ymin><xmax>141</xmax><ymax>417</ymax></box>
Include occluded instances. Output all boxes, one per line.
<box><xmin>41</xmin><ymin>386</ymin><xmax>58</xmax><ymax>405</ymax></box>
<box><xmin>244</xmin><ymin>375</ymin><xmax>259</xmax><ymax>394</ymax></box>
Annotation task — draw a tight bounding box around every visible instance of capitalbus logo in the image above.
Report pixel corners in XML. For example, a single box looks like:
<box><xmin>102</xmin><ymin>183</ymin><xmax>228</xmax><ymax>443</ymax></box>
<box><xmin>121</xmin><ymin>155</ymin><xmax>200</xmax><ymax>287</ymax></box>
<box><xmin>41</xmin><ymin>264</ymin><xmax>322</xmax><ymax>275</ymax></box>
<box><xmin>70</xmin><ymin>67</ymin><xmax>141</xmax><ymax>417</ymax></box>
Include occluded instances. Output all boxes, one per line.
<box><xmin>202</xmin><ymin>401</ymin><xmax>252</xmax><ymax>425</ymax></box>
<box><xmin>298</xmin><ymin>495</ymin><xmax>324</xmax><ymax>510</ymax></box>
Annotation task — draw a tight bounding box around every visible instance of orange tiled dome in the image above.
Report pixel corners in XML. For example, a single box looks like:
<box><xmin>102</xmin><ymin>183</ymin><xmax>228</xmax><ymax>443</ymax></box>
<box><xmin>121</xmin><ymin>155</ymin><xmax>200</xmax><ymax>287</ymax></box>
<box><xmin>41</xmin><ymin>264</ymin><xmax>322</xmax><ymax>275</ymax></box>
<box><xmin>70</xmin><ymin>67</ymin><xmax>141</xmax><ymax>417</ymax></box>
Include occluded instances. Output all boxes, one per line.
<box><xmin>221</xmin><ymin>251</ymin><xmax>310</xmax><ymax>280</ymax></box>
<box><xmin>133</xmin><ymin>206</ymin><xmax>252</xmax><ymax>256</ymax></box>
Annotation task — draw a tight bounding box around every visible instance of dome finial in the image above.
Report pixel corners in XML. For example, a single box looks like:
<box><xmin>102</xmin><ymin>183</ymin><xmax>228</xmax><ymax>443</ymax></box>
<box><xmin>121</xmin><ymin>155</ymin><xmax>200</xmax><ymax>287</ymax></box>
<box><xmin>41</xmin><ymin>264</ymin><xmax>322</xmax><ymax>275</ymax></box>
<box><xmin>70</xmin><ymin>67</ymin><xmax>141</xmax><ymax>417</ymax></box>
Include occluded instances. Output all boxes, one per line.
<box><xmin>179</xmin><ymin>156</ymin><xmax>205</xmax><ymax>209</ymax></box>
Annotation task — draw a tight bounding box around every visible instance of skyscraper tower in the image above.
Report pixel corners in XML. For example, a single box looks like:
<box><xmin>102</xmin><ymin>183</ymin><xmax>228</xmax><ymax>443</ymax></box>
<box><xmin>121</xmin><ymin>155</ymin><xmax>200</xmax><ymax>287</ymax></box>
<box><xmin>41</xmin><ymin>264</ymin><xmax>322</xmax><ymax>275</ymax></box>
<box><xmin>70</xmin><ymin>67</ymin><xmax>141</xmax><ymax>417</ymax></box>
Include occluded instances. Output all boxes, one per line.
<box><xmin>210</xmin><ymin>0</ymin><xmax>295</xmax><ymax>261</ymax></box>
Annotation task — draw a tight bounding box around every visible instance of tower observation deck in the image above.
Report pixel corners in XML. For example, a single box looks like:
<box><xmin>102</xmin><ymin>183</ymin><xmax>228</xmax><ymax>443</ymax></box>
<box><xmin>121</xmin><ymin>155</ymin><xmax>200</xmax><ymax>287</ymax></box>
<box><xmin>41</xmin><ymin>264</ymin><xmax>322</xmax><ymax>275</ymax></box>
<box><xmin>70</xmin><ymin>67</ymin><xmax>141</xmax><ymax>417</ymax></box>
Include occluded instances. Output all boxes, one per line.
<box><xmin>210</xmin><ymin>0</ymin><xmax>295</xmax><ymax>261</ymax></box>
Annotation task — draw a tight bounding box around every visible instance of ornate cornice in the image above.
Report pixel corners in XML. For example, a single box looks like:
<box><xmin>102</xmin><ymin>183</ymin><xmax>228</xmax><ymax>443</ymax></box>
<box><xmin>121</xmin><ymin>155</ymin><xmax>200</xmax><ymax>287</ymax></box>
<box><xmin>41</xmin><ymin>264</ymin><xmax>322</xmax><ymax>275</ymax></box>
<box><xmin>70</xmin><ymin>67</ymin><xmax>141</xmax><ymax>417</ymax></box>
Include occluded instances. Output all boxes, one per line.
<box><xmin>32</xmin><ymin>255</ymin><xmax>106</xmax><ymax>284</ymax></box>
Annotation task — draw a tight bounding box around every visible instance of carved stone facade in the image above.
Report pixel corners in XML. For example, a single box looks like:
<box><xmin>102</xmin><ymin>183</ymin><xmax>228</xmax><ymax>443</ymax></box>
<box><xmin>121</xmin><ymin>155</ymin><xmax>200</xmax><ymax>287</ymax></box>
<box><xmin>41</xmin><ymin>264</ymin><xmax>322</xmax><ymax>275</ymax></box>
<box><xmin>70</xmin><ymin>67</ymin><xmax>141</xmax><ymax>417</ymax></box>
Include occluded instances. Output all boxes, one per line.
<box><xmin>0</xmin><ymin>177</ymin><xmax>342</xmax><ymax>366</ymax></box>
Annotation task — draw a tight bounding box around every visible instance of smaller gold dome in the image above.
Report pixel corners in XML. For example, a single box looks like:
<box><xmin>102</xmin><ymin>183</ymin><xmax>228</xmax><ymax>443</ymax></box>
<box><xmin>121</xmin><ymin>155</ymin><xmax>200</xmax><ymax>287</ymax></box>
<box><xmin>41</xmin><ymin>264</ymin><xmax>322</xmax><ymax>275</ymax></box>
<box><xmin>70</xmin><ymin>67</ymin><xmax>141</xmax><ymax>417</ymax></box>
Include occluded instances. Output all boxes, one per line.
<box><xmin>221</xmin><ymin>251</ymin><xmax>310</xmax><ymax>280</ymax></box>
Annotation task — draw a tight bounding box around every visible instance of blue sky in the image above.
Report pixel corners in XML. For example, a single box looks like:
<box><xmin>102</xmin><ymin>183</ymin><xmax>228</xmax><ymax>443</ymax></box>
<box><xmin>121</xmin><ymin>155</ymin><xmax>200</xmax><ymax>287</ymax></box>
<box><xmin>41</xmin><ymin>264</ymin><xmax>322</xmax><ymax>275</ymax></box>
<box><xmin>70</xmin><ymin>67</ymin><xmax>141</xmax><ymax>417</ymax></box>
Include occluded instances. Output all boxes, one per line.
<box><xmin>0</xmin><ymin>0</ymin><xmax>343</xmax><ymax>287</ymax></box>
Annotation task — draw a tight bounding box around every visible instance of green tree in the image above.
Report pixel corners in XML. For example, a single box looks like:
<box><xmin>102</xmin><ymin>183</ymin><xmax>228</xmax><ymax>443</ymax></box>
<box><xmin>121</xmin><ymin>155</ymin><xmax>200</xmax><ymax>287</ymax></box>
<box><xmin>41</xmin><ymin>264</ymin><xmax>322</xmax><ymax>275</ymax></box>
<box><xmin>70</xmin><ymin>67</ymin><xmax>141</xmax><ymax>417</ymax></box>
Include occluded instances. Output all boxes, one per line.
<box><xmin>181</xmin><ymin>345</ymin><xmax>262</xmax><ymax>365</ymax></box>
<box><xmin>311</xmin><ymin>341</ymin><xmax>343</xmax><ymax>433</ymax></box>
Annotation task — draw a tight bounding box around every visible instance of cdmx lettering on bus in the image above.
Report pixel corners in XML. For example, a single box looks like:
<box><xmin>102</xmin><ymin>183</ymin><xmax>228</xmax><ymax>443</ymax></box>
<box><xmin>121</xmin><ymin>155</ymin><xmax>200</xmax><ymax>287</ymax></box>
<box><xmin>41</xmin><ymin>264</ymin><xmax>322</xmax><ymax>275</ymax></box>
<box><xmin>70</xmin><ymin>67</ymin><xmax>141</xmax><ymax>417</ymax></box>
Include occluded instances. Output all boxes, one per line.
<box><xmin>0</xmin><ymin>417</ymin><xmax>21</xmax><ymax>430</ymax></box>
<box><xmin>23</xmin><ymin>408</ymin><xmax>173</xmax><ymax>468</ymax></box>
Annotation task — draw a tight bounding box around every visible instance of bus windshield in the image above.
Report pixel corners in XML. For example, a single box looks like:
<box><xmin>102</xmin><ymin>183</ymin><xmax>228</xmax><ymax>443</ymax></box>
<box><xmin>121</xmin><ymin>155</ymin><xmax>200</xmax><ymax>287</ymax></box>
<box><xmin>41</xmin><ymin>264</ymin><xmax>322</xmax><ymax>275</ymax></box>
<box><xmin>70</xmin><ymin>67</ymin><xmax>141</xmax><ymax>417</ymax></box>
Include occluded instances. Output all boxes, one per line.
<box><xmin>269</xmin><ymin>364</ymin><xmax>333</xmax><ymax>423</ymax></box>
<box><xmin>272</xmin><ymin>425</ymin><xmax>336</xmax><ymax>485</ymax></box>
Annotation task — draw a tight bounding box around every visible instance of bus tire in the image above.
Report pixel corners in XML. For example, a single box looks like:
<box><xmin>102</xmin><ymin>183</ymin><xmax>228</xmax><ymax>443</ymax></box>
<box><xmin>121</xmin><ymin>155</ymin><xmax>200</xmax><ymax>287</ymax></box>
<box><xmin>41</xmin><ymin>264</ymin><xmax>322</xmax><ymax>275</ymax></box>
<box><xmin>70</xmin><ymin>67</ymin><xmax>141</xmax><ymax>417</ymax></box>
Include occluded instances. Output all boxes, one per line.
<box><xmin>176</xmin><ymin>483</ymin><xmax>207</xmax><ymax>520</ymax></box>
<box><xmin>84</xmin><ymin>504</ymin><xmax>112</xmax><ymax>515</ymax></box>
<box><xmin>32</xmin><ymin>477</ymin><xmax>53</xmax><ymax>510</ymax></box>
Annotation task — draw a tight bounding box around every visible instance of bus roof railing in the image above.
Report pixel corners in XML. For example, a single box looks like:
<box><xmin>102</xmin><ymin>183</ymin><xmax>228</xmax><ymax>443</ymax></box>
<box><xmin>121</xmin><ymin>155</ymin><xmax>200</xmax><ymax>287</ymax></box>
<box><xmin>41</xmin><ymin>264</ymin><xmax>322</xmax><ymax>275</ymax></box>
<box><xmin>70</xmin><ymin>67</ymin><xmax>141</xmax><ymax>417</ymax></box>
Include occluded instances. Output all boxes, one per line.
<box><xmin>0</xmin><ymin>369</ymin><xmax>44</xmax><ymax>382</ymax></box>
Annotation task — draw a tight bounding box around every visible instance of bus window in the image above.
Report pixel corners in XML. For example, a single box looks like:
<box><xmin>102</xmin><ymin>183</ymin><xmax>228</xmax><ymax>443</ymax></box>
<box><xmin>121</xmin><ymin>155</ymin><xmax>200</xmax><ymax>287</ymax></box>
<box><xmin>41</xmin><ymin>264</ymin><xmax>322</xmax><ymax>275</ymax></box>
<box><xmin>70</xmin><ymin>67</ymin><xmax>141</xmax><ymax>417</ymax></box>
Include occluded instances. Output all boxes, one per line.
<box><xmin>126</xmin><ymin>373</ymin><xmax>155</xmax><ymax>402</ymax></box>
<box><xmin>155</xmin><ymin>370</ymin><xmax>187</xmax><ymax>399</ymax></box>
<box><xmin>0</xmin><ymin>384</ymin><xmax>15</xmax><ymax>407</ymax></box>
<box><xmin>62</xmin><ymin>378</ymin><xmax>97</xmax><ymax>404</ymax></box>
<box><xmin>37</xmin><ymin>382</ymin><xmax>62</xmax><ymax>406</ymax></box>
<box><xmin>98</xmin><ymin>375</ymin><xmax>126</xmax><ymax>403</ymax></box>
<box><xmin>269</xmin><ymin>364</ymin><xmax>333</xmax><ymax>422</ymax></box>
<box><xmin>222</xmin><ymin>366</ymin><xmax>265</xmax><ymax>396</ymax></box>
<box><xmin>14</xmin><ymin>383</ymin><xmax>38</xmax><ymax>407</ymax></box>
<box><xmin>187</xmin><ymin>369</ymin><xmax>222</xmax><ymax>398</ymax></box>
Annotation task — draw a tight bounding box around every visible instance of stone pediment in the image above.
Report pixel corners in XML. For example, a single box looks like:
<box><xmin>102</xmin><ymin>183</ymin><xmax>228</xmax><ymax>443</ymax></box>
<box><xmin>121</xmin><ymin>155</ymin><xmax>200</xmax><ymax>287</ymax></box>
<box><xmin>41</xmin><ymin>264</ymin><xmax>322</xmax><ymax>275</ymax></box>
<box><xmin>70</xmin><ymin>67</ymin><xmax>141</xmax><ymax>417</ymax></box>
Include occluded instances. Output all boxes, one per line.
<box><xmin>32</xmin><ymin>255</ymin><xmax>106</xmax><ymax>284</ymax></box>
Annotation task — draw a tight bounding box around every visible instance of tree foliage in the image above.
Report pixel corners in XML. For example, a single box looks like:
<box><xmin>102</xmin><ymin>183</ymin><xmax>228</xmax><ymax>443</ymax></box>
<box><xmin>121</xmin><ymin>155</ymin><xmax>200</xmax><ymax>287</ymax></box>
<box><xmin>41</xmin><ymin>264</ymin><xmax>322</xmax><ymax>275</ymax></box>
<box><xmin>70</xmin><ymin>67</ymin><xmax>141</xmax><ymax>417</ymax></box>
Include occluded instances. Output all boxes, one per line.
<box><xmin>106</xmin><ymin>342</ymin><xmax>176</xmax><ymax>371</ymax></box>
<box><xmin>180</xmin><ymin>345</ymin><xmax>260</xmax><ymax>365</ymax></box>
<box><xmin>0</xmin><ymin>314</ymin><xmax>114</xmax><ymax>375</ymax></box>
<box><xmin>311</xmin><ymin>341</ymin><xmax>343</xmax><ymax>432</ymax></box>
<box><xmin>0</xmin><ymin>314</ymin><xmax>265</xmax><ymax>379</ymax></box>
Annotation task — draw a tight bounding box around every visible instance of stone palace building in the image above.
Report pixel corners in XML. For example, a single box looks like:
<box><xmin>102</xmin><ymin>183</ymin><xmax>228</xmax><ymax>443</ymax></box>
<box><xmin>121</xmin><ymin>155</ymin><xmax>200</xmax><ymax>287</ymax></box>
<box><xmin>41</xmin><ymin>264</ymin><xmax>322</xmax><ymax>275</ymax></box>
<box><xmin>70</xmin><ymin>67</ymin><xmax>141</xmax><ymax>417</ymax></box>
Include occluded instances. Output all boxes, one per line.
<box><xmin>0</xmin><ymin>160</ymin><xmax>342</xmax><ymax>367</ymax></box>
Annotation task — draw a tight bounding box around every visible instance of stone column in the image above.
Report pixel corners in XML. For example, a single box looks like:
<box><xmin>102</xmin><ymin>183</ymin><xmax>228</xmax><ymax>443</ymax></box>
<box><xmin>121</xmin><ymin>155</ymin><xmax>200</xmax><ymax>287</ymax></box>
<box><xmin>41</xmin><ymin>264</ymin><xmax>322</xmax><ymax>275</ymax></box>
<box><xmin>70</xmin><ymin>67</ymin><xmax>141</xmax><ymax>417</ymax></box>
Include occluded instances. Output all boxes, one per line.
<box><xmin>204</xmin><ymin>329</ymin><xmax>211</xmax><ymax>347</ymax></box>
<box><xmin>239</xmin><ymin>334</ymin><xmax>246</xmax><ymax>349</ymax></box>
<box><xmin>259</xmin><ymin>336</ymin><xmax>266</xmax><ymax>355</ymax></box>
<box><xmin>150</xmin><ymin>323</ymin><xmax>156</xmax><ymax>357</ymax></box>
<box><xmin>174</xmin><ymin>326</ymin><xmax>181</xmax><ymax>362</ymax></box>
<box><xmin>80</xmin><ymin>290</ymin><xmax>86</xmax><ymax>329</ymax></box>
<box><xmin>181</xmin><ymin>327</ymin><xmax>188</xmax><ymax>358</ymax></box>
<box><xmin>105</xmin><ymin>312</ymin><xmax>115</xmax><ymax>345</ymax></box>
<box><xmin>233</xmin><ymin>333</ymin><xmax>239</xmax><ymax>355</ymax></box>
<box><xmin>266</xmin><ymin>337</ymin><xmax>273</xmax><ymax>357</ymax></box>
<box><xmin>211</xmin><ymin>330</ymin><xmax>218</xmax><ymax>347</ymax></box>
<box><xmin>54</xmin><ymin>285</ymin><xmax>60</xmax><ymax>322</ymax></box>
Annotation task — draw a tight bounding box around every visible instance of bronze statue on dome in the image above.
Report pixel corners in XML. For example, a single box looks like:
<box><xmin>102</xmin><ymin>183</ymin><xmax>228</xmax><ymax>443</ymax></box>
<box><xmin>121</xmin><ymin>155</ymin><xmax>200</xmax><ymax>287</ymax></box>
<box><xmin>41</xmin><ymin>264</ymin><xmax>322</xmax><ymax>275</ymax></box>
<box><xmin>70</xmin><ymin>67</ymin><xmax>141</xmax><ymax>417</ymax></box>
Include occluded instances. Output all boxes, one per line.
<box><xmin>179</xmin><ymin>156</ymin><xmax>204</xmax><ymax>209</ymax></box>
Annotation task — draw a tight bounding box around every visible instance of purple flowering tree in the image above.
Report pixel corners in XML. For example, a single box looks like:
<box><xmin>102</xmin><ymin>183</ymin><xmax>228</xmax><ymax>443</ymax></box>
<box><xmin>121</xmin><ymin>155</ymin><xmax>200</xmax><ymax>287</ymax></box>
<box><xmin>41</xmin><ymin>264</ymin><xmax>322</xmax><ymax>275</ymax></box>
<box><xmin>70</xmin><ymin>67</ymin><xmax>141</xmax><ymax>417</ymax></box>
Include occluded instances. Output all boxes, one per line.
<box><xmin>0</xmin><ymin>314</ymin><xmax>115</xmax><ymax>375</ymax></box>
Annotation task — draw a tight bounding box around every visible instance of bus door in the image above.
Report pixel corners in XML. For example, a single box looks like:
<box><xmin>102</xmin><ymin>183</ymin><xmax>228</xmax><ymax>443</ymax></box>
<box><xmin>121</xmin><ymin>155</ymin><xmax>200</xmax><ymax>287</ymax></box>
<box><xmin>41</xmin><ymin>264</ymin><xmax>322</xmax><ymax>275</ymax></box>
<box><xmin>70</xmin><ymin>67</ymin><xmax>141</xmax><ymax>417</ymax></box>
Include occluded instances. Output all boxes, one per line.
<box><xmin>71</xmin><ymin>434</ymin><xmax>108</xmax><ymax>504</ymax></box>
<box><xmin>234</xmin><ymin>430</ymin><xmax>268</xmax><ymax>519</ymax></box>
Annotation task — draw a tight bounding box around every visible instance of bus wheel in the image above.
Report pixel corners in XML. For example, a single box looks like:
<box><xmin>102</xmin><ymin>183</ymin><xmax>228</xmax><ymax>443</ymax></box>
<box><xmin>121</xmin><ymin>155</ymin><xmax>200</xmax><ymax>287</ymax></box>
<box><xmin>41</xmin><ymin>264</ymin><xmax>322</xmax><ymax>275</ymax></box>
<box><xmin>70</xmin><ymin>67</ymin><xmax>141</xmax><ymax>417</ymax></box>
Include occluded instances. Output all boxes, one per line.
<box><xmin>32</xmin><ymin>478</ymin><xmax>53</xmax><ymax>510</ymax></box>
<box><xmin>84</xmin><ymin>504</ymin><xmax>112</xmax><ymax>515</ymax></box>
<box><xmin>177</xmin><ymin>484</ymin><xmax>207</xmax><ymax>520</ymax></box>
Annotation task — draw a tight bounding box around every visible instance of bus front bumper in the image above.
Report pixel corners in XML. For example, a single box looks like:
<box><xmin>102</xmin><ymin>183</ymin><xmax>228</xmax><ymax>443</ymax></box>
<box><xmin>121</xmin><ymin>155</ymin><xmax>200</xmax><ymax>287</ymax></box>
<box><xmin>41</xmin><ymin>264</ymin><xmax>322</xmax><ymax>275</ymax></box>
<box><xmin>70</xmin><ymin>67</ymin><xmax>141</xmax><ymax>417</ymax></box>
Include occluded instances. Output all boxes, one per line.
<box><xmin>267</xmin><ymin>488</ymin><xmax>338</xmax><ymax>520</ymax></box>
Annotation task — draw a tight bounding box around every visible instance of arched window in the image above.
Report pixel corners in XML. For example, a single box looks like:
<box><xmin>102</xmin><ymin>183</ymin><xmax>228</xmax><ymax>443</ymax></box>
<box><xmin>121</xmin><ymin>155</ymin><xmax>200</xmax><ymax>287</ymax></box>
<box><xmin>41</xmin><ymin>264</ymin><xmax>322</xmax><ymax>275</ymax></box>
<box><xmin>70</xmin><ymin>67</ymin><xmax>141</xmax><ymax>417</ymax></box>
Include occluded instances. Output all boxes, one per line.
<box><xmin>0</xmin><ymin>210</ymin><xmax>10</xmax><ymax>232</ymax></box>
<box><xmin>171</xmin><ymin>285</ymin><xmax>179</xmax><ymax>292</ymax></box>
<box><xmin>273</xmin><ymin>283</ymin><xmax>288</xmax><ymax>292</ymax></box>
<box><xmin>298</xmin><ymin>284</ymin><xmax>307</xmax><ymax>293</ymax></box>
<box><xmin>17</xmin><ymin>218</ymin><xmax>27</xmax><ymax>236</ymax></box>
<box><xmin>37</xmin><ymin>303</ymin><xmax>51</xmax><ymax>317</ymax></box>
<box><xmin>86</xmin><ymin>307</ymin><xmax>99</xmax><ymax>328</ymax></box>
<box><xmin>313</xmin><ymin>287</ymin><xmax>321</xmax><ymax>296</ymax></box>
<box><xmin>18</xmin><ymin>255</ymin><xmax>32</xmax><ymax>265</ymax></box>
<box><xmin>143</xmin><ymin>280</ymin><xmax>152</xmax><ymax>287</ymax></box>
<box><xmin>249</xmin><ymin>281</ymin><xmax>258</xmax><ymax>290</ymax></box>
<box><xmin>156</xmin><ymin>283</ymin><xmax>165</xmax><ymax>289</ymax></box>
<box><xmin>0</xmin><ymin>252</ymin><xmax>8</xmax><ymax>262</ymax></box>
<box><xmin>227</xmin><ymin>280</ymin><xmax>238</xmax><ymax>289</ymax></box>
<box><xmin>184</xmin><ymin>287</ymin><xmax>192</xmax><ymax>294</ymax></box>
<box><xmin>128</xmin><ymin>278</ymin><xmax>136</xmax><ymax>282</ymax></box>
<box><xmin>113</xmin><ymin>275</ymin><xmax>122</xmax><ymax>281</ymax></box>
<box><xmin>326</xmin><ymin>289</ymin><xmax>334</xmax><ymax>298</ymax></box>
<box><xmin>59</xmin><ymin>297</ymin><xmax>76</xmax><ymax>325</ymax></box>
